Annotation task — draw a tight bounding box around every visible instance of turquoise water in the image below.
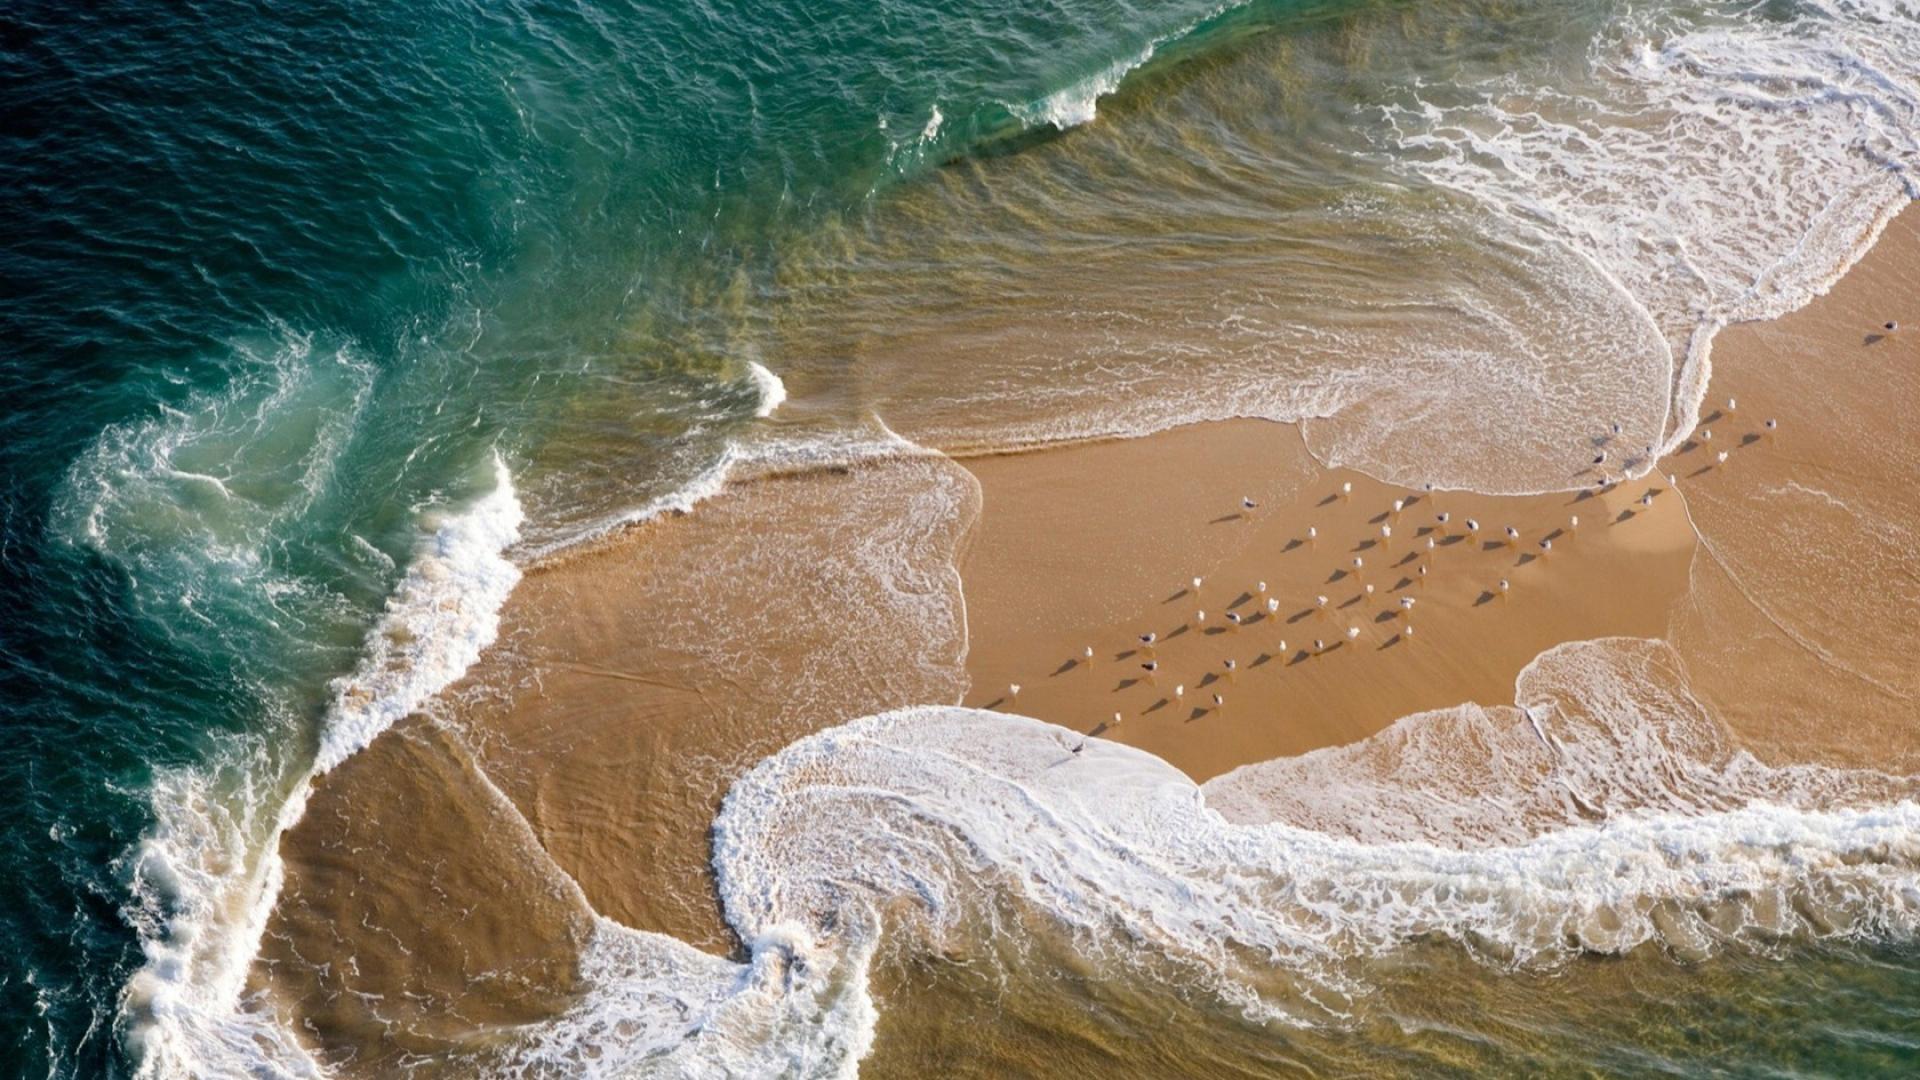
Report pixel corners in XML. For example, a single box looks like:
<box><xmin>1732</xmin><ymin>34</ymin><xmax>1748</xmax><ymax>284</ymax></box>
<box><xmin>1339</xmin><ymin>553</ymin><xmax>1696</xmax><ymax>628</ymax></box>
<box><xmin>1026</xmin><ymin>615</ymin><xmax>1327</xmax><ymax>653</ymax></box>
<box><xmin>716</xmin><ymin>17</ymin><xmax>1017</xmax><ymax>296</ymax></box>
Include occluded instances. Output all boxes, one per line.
<box><xmin>2</xmin><ymin>0</ymin><xmax>1917</xmax><ymax>1074</ymax></box>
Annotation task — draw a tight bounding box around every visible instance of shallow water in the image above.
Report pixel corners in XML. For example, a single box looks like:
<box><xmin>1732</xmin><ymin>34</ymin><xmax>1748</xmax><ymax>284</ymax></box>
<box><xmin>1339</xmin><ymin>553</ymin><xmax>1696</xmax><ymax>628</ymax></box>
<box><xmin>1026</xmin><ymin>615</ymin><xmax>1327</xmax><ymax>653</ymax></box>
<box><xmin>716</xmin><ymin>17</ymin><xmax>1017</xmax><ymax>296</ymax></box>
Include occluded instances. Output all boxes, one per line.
<box><xmin>1</xmin><ymin>0</ymin><xmax>1917</xmax><ymax>1074</ymax></box>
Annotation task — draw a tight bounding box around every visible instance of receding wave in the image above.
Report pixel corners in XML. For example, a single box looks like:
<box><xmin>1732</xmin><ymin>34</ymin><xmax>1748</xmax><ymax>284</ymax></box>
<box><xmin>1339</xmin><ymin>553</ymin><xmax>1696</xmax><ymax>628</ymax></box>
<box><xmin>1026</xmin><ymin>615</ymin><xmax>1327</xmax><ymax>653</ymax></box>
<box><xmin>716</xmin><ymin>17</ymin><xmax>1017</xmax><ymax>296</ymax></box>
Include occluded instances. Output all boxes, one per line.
<box><xmin>480</xmin><ymin>639</ymin><xmax>1920</xmax><ymax>1076</ymax></box>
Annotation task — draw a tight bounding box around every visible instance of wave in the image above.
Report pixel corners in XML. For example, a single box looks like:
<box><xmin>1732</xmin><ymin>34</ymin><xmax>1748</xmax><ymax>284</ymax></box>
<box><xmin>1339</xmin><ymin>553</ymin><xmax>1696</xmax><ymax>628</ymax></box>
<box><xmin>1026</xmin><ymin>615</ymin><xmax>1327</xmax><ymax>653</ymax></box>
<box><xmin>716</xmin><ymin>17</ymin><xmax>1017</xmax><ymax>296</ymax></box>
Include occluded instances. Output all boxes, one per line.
<box><xmin>484</xmin><ymin>639</ymin><xmax>1920</xmax><ymax>1076</ymax></box>
<box><xmin>118</xmin><ymin>456</ymin><xmax>524</xmax><ymax>1078</ymax></box>
<box><xmin>746</xmin><ymin>361</ymin><xmax>788</xmax><ymax>418</ymax></box>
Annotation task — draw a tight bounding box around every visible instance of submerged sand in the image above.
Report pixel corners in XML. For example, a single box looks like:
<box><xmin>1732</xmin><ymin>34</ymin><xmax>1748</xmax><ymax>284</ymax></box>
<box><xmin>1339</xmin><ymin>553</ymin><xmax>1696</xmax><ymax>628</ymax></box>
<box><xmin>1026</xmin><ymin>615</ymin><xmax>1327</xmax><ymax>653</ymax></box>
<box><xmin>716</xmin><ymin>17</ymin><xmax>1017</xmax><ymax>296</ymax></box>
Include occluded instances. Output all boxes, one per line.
<box><xmin>254</xmin><ymin>207</ymin><xmax>1919</xmax><ymax>1073</ymax></box>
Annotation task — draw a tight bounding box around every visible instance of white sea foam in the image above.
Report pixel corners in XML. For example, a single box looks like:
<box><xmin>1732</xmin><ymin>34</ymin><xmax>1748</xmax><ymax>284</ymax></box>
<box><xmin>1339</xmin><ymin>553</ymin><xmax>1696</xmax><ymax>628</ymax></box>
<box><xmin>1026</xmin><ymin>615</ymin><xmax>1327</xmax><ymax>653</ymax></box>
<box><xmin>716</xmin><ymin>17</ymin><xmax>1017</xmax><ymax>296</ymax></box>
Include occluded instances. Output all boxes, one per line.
<box><xmin>1016</xmin><ymin>44</ymin><xmax>1158</xmax><ymax>130</ymax></box>
<box><xmin>489</xmin><ymin>676</ymin><xmax>1920</xmax><ymax>1075</ymax></box>
<box><xmin>119</xmin><ymin>457</ymin><xmax>525</xmax><ymax>1079</ymax></box>
<box><xmin>747</xmin><ymin>360</ymin><xmax>788</xmax><ymax>418</ymax></box>
<box><xmin>1373</xmin><ymin>0</ymin><xmax>1920</xmax><ymax>466</ymax></box>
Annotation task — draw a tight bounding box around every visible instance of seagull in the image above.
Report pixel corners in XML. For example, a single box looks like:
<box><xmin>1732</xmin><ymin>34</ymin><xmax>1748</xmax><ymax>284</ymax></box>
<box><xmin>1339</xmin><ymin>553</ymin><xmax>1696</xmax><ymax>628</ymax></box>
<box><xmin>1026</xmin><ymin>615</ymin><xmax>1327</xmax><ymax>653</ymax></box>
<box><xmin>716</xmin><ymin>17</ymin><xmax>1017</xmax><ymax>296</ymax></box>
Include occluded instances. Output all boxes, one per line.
<box><xmin>1611</xmin><ymin>422</ymin><xmax>1623</xmax><ymax>436</ymax></box>
<box><xmin>1404</xmin><ymin>624</ymin><xmax>1415</xmax><ymax>641</ymax></box>
<box><xmin>1277</xmin><ymin>639</ymin><xmax>1288</xmax><ymax>654</ymax></box>
<box><xmin>1242</xmin><ymin>496</ymin><xmax>1257</xmax><ymax>510</ymax></box>
<box><xmin>1266</xmin><ymin>597</ymin><xmax>1280</xmax><ymax>614</ymax></box>
<box><xmin>1083</xmin><ymin>645</ymin><xmax>1094</xmax><ymax>660</ymax></box>
<box><xmin>1569</xmin><ymin>514</ymin><xmax>1579</xmax><ymax>530</ymax></box>
<box><xmin>1009</xmin><ymin>683</ymin><xmax>1022</xmax><ymax>699</ymax></box>
<box><xmin>1726</xmin><ymin>397</ymin><xmax>1737</xmax><ymax>413</ymax></box>
<box><xmin>1175</xmin><ymin>684</ymin><xmax>1186</xmax><ymax>700</ymax></box>
<box><xmin>1717</xmin><ymin>450</ymin><xmax>1729</xmax><ymax>464</ymax></box>
<box><xmin>1191</xmin><ymin>575</ymin><xmax>1204</xmax><ymax>594</ymax></box>
<box><xmin>1437</xmin><ymin>511</ymin><xmax>1451</xmax><ymax>532</ymax></box>
<box><xmin>1642</xmin><ymin>491</ymin><xmax>1654</xmax><ymax>507</ymax></box>
<box><xmin>1226</xmin><ymin>612</ymin><xmax>1242</xmax><ymax>630</ymax></box>
<box><xmin>1307</xmin><ymin>525</ymin><xmax>1318</xmax><ymax>542</ymax></box>
<box><xmin>1351</xmin><ymin>556</ymin><xmax>1365</xmax><ymax>577</ymax></box>
<box><xmin>1364</xmin><ymin>583</ymin><xmax>1376</xmax><ymax>603</ymax></box>
<box><xmin>1112</xmin><ymin>712</ymin><xmax>1123</xmax><ymax>727</ymax></box>
<box><xmin>1197</xmin><ymin>610</ymin><xmax>1207</xmax><ymax>626</ymax></box>
<box><xmin>1765</xmin><ymin>418</ymin><xmax>1778</xmax><ymax>431</ymax></box>
<box><xmin>1071</xmin><ymin>740</ymin><xmax>1085</xmax><ymax>755</ymax></box>
<box><xmin>1316</xmin><ymin>594</ymin><xmax>1330</xmax><ymax>610</ymax></box>
<box><xmin>1314</xmin><ymin>638</ymin><xmax>1326</xmax><ymax>653</ymax></box>
<box><xmin>1381</xmin><ymin>524</ymin><xmax>1393</xmax><ymax>544</ymax></box>
<box><xmin>1466</xmin><ymin>518</ymin><xmax>1481</xmax><ymax>536</ymax></box>
<box><xmin>1504</xmin><ymin>525</ymin><xmax>1519</xmax><ymax>545</ymax></box>
<box><xmin>1212</xmin><ymin>693</ymin><xmax>1224</xmax><ymax>708</ymax></box>
<box><xmin>1257</xmin><ymin>580</ymin><xmax>1269</xmax><ymax>596</ymax></box>
<box><xmin>1347</xmin><ymin>626</ymin><xmax>1361</xmax><ymax>641</ymax></box>
<box><xmin>1539</xmin><ymin>538</ymin><xmax>1553</xmax><ymax>555</ymax></box>
<box><xmin>1140</xmin><ymin>632</ymin><xmax>1157</xmax><ymax>646</ymax></box>
<box><xmin>1399</xmin><ymin>596</ymin><xmax>1416</xmax><ymax>610</ymax></box>
<box><xmin>1341</xmin><ymin>481</ymin><xmax>1353</xmax><ymax>499</ymax></box>
<box><xmin>1498</xmin><ymin>578</ymin><xmax>1510</xmax><ymax>595</ymax></box>
<box><xmin>1392</xmin><ymin>498</ymin><xmax>1405</xmax><ymax>515</ymax></box>
<box><xmin>1142</xmin><ymin>661</ymin><xmax>1158</xmax><ymax>673</ymax></box>
<box><xmin>1592</xmin><ymin>452</ymin><xmax>1607</xmax><ymax>465</ymax></box>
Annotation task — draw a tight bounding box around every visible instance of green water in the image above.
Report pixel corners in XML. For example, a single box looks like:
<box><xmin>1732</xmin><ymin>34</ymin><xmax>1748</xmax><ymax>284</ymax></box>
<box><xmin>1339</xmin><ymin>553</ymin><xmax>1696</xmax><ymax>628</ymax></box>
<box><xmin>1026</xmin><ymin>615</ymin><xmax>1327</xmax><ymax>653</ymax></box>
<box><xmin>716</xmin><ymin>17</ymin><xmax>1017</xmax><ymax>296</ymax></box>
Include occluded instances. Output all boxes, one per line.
<box><xmin>1</xmin><ymin>0</ymin><xmax>1916</xmax><ymax>1074</ymax></box>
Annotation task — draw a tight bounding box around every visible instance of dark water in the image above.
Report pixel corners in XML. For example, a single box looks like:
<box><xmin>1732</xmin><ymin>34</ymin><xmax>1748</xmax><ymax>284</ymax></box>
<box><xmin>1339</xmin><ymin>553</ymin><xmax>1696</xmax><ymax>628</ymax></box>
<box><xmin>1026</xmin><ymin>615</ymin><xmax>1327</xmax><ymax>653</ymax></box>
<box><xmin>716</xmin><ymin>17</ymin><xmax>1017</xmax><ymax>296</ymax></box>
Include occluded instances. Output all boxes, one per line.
<box><xmin>2</xmin><ymin>0</ymin><xmax>1916</xmax><ymax>1074</ymax></box>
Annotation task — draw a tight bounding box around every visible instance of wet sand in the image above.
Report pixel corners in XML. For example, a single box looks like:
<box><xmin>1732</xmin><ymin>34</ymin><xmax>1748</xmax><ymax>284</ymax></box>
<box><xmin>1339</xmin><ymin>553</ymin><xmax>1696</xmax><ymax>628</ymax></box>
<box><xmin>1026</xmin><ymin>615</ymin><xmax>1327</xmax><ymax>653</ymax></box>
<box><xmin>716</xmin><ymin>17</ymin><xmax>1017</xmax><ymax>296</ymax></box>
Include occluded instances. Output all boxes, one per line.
<box><xmin>254</xmin><ymin>207</ymin><xmax>1917</xmax><ymax>1072</ymax></box>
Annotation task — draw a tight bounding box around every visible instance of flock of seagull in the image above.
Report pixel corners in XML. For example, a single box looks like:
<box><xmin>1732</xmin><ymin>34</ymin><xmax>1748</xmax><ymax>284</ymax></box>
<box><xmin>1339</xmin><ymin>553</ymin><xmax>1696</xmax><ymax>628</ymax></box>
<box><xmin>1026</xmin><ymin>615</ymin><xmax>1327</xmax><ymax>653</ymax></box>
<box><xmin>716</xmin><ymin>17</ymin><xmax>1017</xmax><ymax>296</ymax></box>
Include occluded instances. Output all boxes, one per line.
<box><xmin>994</xmin><ymin>399</ymin><xmax>1777</xmax><ymax>728</ymax></box>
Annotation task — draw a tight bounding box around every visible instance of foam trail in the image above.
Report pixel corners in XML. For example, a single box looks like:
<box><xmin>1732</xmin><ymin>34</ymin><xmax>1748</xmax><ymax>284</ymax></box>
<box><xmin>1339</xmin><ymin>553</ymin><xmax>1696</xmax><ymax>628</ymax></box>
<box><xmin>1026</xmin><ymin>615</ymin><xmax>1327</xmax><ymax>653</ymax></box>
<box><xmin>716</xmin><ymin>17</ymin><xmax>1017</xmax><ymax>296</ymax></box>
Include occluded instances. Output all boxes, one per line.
<box><xmin>122</xmin><ymin>456</ymin><xmax>524</xmax><ymax>1078</ymax></box>
<box><xmin>494</xmin><ymin>651</ymin><xmax>1920</xmax><ymax>1073</ymax></box>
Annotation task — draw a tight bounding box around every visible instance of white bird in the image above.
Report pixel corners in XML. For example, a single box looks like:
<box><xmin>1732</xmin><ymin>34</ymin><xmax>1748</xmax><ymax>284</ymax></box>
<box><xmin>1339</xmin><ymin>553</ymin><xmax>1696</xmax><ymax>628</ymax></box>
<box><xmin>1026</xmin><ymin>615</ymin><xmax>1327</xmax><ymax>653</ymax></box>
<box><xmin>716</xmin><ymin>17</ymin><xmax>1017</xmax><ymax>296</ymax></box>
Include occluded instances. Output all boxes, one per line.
<box><xmin>1702</xmin><ymin>428</ymin><xmax>1713</xmax><ymax>442</ymax></box>
<box><xmin>1266</xmin><ymin>597</ymin><xmax>1280</xmax><ymax>613</ymax></box>
<box><xmin>1197</xmin><ymin>610</ymin><xmax>1207</xmax><ymax>625</ymax></box>
<box><xmin>1341</xmin><ymin>481</ymin><xmax>1353</xmax><ymax>498</ymax></box>
<box><xmin>1727</xmin><ymin>397</ymin><xmax>1737</xmax><ymax>413</ymax></box>
<box><xmin>1569</xmin><ymin>514</ymin><xmax>1579</xmax><ymax>530</ymax></box>
<box><xmin>1175</xmin><ymin>684</ymin><xmax>1186</xmax><ymax>700</ymax></box>
<box><xmin>1765</xmin><ymin>418</ymin><xmax>1778</xmax><ymax>431</ymax></box>
<box><xmin>1347</xmin><ymin>626</ymin><xmax>1361</xmax><ymax>640</ymax></box>
<box><xmin>1417</xmin><ymin>564</ymin><xmax>1429</xmax><ymax>584</ymax></box>
<box><xmin>1257</xmin><ymin>580</ymin><xmax>1268</xmax><ymax>596</ymax></box>
<box><xmin>1437</xmin><ymin>511</ymin><xmax>1451</xmax><ymax>530</ymax></box>
<box><xmin>1641</xmin><ymin>492</ymin><xmax>1654</xmax><ymax>507</ymax></box>
<box><xmin>1351</xmin><ymin>556</ymin><xmax>1365</xmax><ymax>576</ymax></box>
<box><xmin>1314</xmin><ymin>638</ymin><xmax>1326</xmax><ymax>653</ymax></box>
<box><xmin>1381</xmin><ymin>524</ymin><xmax>1393</xmax><ymax>544</ymax></box>
<box><xmin>1226</xmin><ymin>612</ymin><xmax>1242</xmax><ymax>631</ymax></box>
<box><xmin>1307</xmin><ymin>525</ymin><xmax>1318</xmax><ymax>541</ymax></box>
<box><xmin>1392</xmin><ymin>498</ymin><xmax>1405</xmax><ymax>514</ymax></box>
<box><xmin>1192</xmin><ymin>576</ymin><xmax>1204</xmax><ymax>593</ymax></box>
<box><xmin>1084</xmin><ymin>645</ymin><xmax>1094</xmax><ymax>660</ymax></box>
<box><xmin>1316</xmin><ymin>594</ymin><xmax>1329</xmax><ymax>609</ymax></box>
<box><xmin>1242</xmin><ymin>496</ymin><xmax>1257</xmax><ymax>510</ymax></box>
<box><xmin>1009</xmin><ymin>683</ymin><xmax>1021</xmax><ymax>698</ymax></box>
<box><xmin>1224</xmin><ymin>659</ymin><xmax>1237</xmax><ymax>671</ymax></box>
<box><xmin>1539</xmin><ymin>538</ymin><xmax>1553</xmax><ymax>555</ymax></box>
<box><xmin>1277</xmin><ymin>639</ymin><xmax>1288</xmax><ymax>654</ymax></box>
<box><xmin>1212</xmin><ymin>693</ymin><xmax>1224</xmax><ymax>708</ymax></box>
<box><xmin>1611</xmin><ymin>422</ymin><xmax>1623</xmax><ymax>436</ymax></box>
<box><xmin>1113</xmin><ymin>711</ymin><xmax>1123</xmax><ymax>726</ymax></box>
<box><xmin>1717</xmin><ymin>450</ymin><xmax>1729</xmax><ymax>464</ymax></box>
<box><xmin>1425</xmin><ymin>536</ymin><xmax>1437</xmax><ymax>553</ymax></box>
<box><xmin>1466</xmin><ymin>518</ymin><xmax>1481</xmax><ymax>535</ymax></box>
<box><xmin>1399</xmin><ymin>596</ymin><xmax>1415</xmax><ymax>610</ymax></box>
<box><xmin>1404</xmin><ymin>624</ymin><xmax>1415</xmax><ymax>641</ymax></box>
<box><xmin>1364</xmin><ymin>584</ymin><xmax>1376</xmax><ymax>603</ymax></box>
<box><xmin>1498</xmin><ymin>578</ymin><xmax>1510</xmax><ymax>594</ymax></box>
<box><xmin>1140</xmin><ymin>632</ymin><xmax>1157</xmax><ymax>646</ymax></box>
<box><xmin>1504</xmin><ymin>525</ymin><xmax>1519</xmax><ymax>545</ymax></box>
<box><xmin>1141</xmin><ymin>661</ymin><xmax>1158</xmax><ymax>673</ymax></box>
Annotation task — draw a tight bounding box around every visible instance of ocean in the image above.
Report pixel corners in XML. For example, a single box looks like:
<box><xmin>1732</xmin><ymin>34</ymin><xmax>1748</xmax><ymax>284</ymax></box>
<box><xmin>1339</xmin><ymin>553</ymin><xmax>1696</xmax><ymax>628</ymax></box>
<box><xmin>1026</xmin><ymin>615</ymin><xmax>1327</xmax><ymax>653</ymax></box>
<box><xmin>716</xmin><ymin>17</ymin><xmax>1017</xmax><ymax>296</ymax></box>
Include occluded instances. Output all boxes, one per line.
<box><xmin>1</xmin><ymin>0</ymin><xmax>1917</xmax><ymax>1074</ymax></box>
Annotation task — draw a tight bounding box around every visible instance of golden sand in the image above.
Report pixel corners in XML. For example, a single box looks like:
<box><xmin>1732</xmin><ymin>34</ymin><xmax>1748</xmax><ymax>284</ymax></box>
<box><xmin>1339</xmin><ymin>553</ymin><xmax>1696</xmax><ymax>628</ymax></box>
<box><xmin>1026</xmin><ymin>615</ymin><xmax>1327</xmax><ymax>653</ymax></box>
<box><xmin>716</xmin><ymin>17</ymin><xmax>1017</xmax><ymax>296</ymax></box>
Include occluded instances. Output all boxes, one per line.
<box><xmin>254</xmin><ymin>207</ymin><xmax>1918</xmax><ymax>1072</ymax></box>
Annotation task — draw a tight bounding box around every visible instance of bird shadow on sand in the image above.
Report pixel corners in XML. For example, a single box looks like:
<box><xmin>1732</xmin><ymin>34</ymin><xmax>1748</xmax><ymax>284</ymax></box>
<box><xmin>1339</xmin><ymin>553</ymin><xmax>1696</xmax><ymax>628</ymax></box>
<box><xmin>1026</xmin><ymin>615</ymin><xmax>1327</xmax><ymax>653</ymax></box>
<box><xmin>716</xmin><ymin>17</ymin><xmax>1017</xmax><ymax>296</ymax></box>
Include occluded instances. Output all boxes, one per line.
<box><xmin>1144</xmin><ymin>697</ymin><xmax>1170</xmax><ymax>715</ymax></box>
<box><xmin>1250</xmin><ymin>652</ymin><xmax>1275</xmax><ymax>669</ymax></box>
<box><xmin>1163</xmin><ymin>587</ymin><xmax>1190</xmax><ymax>603</ymax></box>
<box><xmin>1474</xmin><ymin>590</ymin><xmax>1496</xmax><ymax>606</ymax></box>
<box><xmin>1051</xmin><ymin>659</ymin><xmax>1079</xmax><ymax>676</ymax></box>
<box><xmin>1865</xmin><ymin>332</ymin><xmax>1887</xmax><ymax>345</ymax></box>
<box><xmin>1378</xmin><ymin>634</ymin><xmax>1403</xmax><ymax>650</ymax></box>
<box><xmin>1210</xmin><ymin>513</ymin><xmax>1244</xmax><ymax>525</ymax></box>
<box><xmin>1283</xmin><ymin>538</ymin><xmax>1305</xmax><ymax>553</ymax></box>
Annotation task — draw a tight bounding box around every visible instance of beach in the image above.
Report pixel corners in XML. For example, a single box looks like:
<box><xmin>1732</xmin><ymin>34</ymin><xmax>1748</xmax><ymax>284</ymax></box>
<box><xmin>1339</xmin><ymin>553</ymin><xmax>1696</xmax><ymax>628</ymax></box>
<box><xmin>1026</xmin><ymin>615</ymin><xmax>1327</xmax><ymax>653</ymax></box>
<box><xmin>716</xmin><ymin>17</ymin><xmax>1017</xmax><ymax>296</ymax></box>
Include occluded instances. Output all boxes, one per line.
<box><xmin>244</xmin><ymin>205</ymin><xmax>1920</xmax><ymax>1074</ymax></box>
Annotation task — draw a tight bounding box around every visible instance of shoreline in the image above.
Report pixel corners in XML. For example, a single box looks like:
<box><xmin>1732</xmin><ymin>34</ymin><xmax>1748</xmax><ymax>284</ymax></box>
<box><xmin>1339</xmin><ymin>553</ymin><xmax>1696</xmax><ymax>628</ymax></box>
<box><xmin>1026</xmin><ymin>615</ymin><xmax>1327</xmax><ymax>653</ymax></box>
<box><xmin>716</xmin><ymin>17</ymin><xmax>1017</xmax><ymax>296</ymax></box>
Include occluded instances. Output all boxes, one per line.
<box><xmin>249</xmin><ymin>201</ymin><xmax>1918</xmax><ymax>1072</ymax></box>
